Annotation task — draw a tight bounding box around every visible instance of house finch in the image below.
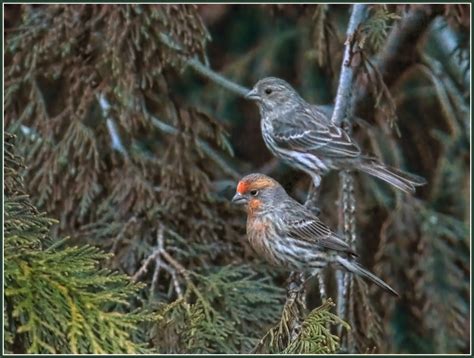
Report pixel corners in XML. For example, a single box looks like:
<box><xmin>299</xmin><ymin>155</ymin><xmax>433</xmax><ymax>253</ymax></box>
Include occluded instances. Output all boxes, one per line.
<box><xmin>232</xmin><ymin>173</ymin><xmax>398</xmax><ymax>296</ymax></box>
<box><xmin>246</xmin><ymin>77</ymin><xmax>426</xmax><ymax>193</ymax></box>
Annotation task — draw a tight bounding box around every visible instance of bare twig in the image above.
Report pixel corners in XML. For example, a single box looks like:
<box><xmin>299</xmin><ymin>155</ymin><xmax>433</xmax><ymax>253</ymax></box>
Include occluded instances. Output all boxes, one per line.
<box><xmin>330</xmin><ymin>5</ymin><xmax>368</xmax><ymax>348</ymax></box>
<box><xmin>331</xmin><ymin>4</ymin><xmax>368</xmax><ymax>126</ymax></box>
<box><xmin>161</xmin><ymin>262</ymin><xmax>183</xmax><ymax>299</ymax></box>
<box><xmin>132</xmin><ymin>225</ymin><xmax>188</xmax><ymax>300</ymax></box>
<box><xmin>150</xmin><ymin>255</ymin><xmax>162</xmax><ymax>295</ymax></box>
<box><xmin>317</xmin><ymin>272</ymin><xmax>327</xmax><ymax>301</ymax></box>
<box><xmin>188</xmin><ymin>58</ymin><xmax>250</xmax><ymax>97</ymax></box>
<box><xmin>97</xmin><ymin>93</ymin><xmax>129</xmax><ymax>158</ymax></box>
<box><xmin>132</xmin><ymin>246</ymin><xmax>161</xmax><ymax>282</ymax></box>
<box><xmin>158</xmin><ymin>32</ymin><xmax>250</xmax><ymax>97</ymax></box>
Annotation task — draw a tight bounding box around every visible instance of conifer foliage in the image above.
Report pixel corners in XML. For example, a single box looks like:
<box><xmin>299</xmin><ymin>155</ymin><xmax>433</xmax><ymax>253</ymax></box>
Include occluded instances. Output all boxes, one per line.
<box><xmin>4</xmin><ymin>133</ymin><xmax>147</xmax><ymax>354</ymax></box>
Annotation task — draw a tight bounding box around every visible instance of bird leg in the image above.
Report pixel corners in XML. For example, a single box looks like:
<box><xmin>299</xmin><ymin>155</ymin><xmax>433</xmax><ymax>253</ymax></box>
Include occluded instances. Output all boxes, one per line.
<box><xmin>305</xmin><ymin>180</ymin><xmax>321</xmax><ymax>216</ymax></box>
<box><xmin>287</xmin><ymin>271</ymin><xmax>306</xmax><ymax>295</ymax></box>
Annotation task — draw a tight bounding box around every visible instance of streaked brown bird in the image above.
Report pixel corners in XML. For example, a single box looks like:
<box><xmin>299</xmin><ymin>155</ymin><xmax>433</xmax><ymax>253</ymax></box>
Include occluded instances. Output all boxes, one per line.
<box><xmin>232</xmin><ymin>173</ymin><xmax>398</xmax><ymax>296</ymax></box>
<box><xmin>246</xmin><ymin>77</ymin><xmax>426</xmax><ymax>193</ymax></box>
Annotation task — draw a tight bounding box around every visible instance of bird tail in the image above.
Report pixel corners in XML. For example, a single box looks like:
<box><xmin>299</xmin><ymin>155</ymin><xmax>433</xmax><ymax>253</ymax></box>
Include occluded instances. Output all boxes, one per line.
<box><xmin>358</xmin><ymin>157</ymin><xmax>426</xmax><ymax>194</ymax></box>
<box><xmin>336</xmin><ymin>256</ymin><xmax>399</xmax><ymax>297</ymax></box>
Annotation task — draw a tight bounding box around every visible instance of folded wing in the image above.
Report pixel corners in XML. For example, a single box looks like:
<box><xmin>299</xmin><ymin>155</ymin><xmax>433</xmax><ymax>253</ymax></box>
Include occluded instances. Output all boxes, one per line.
<box><xmin>284</xmin><ymin>213</ymin><xmax>357</xmax><ymax>257</ymax></box>
<box><xmin>271</xmin><ymin>106</ymin><xmax>361</xmax><ymax>158</ymax></box>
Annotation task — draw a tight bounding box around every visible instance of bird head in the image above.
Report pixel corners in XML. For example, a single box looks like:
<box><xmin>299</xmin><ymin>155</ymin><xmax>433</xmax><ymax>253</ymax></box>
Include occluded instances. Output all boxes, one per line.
<box><xmin>232</xmin><ymin>173</ymin><xmax>286</xmax><ymax>213</ymax></box>
<box><xmin>245</xmin><ymin>77</ymin><xmax>302</xmax><ymax>111</ymax></box>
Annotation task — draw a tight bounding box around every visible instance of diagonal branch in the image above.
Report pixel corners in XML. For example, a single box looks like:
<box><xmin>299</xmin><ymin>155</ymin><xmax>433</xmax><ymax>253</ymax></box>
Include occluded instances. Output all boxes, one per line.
<box><xmin>97</xmin><ymin>93</ymin><xmax>129</xmax><ymax>158</ymax></box>
<box><xmin>143</xmin><ymin>108</ymin><xmax>240</xmax><ymax>180</ymax></box>
<box><xmin>158</xmin><ymin>32</ymin><xmax>250</xmax><ymax>97</ymax></box>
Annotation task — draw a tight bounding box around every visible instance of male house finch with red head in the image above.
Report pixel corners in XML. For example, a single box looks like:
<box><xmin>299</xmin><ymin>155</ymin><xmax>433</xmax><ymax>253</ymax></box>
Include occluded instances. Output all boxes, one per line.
<box><xmin>246</xmin><ymin>77</ymin><xmax>426</xmax><ymax>193</ymax></box>
<box><xmin>232</xmin><ymin>173</ymin><xmax>398</xmax><ymax>296</ymax></box>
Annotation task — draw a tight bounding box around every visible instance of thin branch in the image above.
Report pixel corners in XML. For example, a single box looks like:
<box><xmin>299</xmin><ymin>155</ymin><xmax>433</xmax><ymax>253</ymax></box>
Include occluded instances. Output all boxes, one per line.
<box><xmin>303</xmin><ymin>6</ymin><xmax>368</xmax><ymax>310</ymax></box>
<box><xmin>144</xmin><ymin>109</ymin><xmax>240</xmax><ymax>180</ymax></box>
<box><xmin>158</xmin><ymin>32</ymin><xmax>250</xmax><ymax>97</ymax></box>
<box><xmin>110</xmin><ymin>216</ymin><xmax>137</xmax><ymax>254</ymax></box>
<box><xmin>317</xmin><ymin>272</ymin><xmax>327</xmax><ymax>301</ymax></box>
<box><xmin>430</xmin><ymin>17</ymin><xmax>469</xmax><ymax>91</ymax></box>
<box><xmin>150</xmin><ymin>256</ymin><xmax>162</xmax><ymax>296</ymax></box>
<box><xmin>132</xmin><ymin>247</ymin><xmax>161</xmax><ymax>282</ymax></box>
<box><xmin>97</xmin><ymin>93</ymin><xmax>128</xmax><ymax>158</ymax></box>
<box><xmin>132</xmin><ymin>226</ymin><xmax>189</xmax><ymax>299</ymax></box>
<box><xmin>161</xmin><ymin>262</ymin><xmax>183</xmax><ymax>299</ymax></box>
<box><xmin>331</xmin><ymin>5</ymin><xmax>368</xmax><ymax>349</ymax></box>
<box><xmin>331</xmin><ymin>4</ymin><xmax>368</xmax><ymax>126</ymax></box>
<box><xmin>419</xmin><ymin>54</ymin><xmax>469</xmax><ymax>134</ymax></box>
<box><xmin>188</xmin><ymin>58</ymin><xmax>250</xmax><ymax>97</ymax></box>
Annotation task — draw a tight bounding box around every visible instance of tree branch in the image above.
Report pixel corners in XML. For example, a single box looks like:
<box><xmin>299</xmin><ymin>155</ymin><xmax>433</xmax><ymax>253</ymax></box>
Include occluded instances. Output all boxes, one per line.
<box><xmin>353</xmin><ymin>5</ymin><xmax>443</xmax><ymax>120</ymax></box>
<box><xmin>188</xmin><ymin>58</ymin><xmax>250</xmax><ymax>97</ymax></box>
<box><xmin>430</xmin><ymin>17</ymin><xmax>469</xmax><ymax>91</ymax></box>
<box><xmin>330</xmin><ymin>5</ymin><xmax>368</xmax><ymax>347</ymax></box>
<box><xmin>158</xmin><ymin>32</ymin><xmax>250</xmax><ymax>97</ymax></box>
<box><xmin>331</xmin><ymin>4</ymin><xmax>368</xmax><ymax>126</ymax></box>
<box><xmin>97</xmin><ymin>93</ymin><xmax>129</xmax><ymax>158</ymax></box>
<box><xmin>145</xmin><ymin>111</ymin><xmax>240</xmax><ymax>180</ymax></box>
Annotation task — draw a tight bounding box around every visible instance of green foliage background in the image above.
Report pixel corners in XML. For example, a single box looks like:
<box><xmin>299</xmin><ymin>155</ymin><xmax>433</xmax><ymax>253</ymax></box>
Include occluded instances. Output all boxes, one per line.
<box><xmin>4</xmin><ymin>4</ymin><xmax>470</xmax><ymax>354</ymax></box>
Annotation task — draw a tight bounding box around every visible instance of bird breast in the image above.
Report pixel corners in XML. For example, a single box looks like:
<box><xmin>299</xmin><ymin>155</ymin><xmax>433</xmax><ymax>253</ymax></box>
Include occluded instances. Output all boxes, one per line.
<box><xmin>246</xmin><ymin>216</ymin><xmax>281</xmax><ymax>266</ymax></box>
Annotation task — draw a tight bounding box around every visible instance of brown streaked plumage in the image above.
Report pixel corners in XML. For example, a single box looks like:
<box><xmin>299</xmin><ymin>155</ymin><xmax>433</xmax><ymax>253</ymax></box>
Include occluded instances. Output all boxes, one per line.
<box><xmin>232</xmin><ymin>173</ymin><xmax>399</xmax><ymax>297</ymax></box>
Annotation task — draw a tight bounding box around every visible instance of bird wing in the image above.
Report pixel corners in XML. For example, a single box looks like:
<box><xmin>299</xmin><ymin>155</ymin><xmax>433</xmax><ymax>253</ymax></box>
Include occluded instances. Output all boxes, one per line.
<box><xmin>283</xmin><ymin>212</ymin><xmax>357</xmax><ymax>256</ymax></box>
<box><xmin>271</xmin><ymin>106</ymin><xmax>361</xmax><ymax>158</ymax></box>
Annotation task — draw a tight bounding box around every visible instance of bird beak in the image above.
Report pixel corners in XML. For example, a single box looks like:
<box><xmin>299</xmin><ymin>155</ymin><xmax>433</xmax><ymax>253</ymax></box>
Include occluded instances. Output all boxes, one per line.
<box><xmin>231</xmin><ymin>192</ymin><xmax>247</xmax><ymax>204</ymax></box>
<box><xmin>245</xmin><ymin>88</ymin><xmax>261</xmax><ymax>101</ymax></box>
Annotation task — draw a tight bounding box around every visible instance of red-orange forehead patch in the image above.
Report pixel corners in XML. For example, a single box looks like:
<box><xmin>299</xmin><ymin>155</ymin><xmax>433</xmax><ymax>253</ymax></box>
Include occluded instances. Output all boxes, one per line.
<box><xmin>237</xmin><ymin>176</ymin><xmax>276</xmax><ymax>194</ymax></box>
<box><xmin>237</xmin><ymin>181</ymin><xmax>249</xmax><ymax>194</ymax></box>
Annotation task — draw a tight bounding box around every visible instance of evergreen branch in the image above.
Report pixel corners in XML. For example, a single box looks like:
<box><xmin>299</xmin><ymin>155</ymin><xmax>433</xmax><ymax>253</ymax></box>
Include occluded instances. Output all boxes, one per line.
<box><xmin>145</xmin><ymin>111</ymin><xmax>240</xmax><ymax>180</ymax></box>
<box><xmin>158</xmin><ymin>32</ymin><xmax>250</xmax><ymax>97</ymax></box>
<box><xmin>254</xmin><ymin>295</ymin><xmax>349</xmax><ymax>354</ymax></box>
<box><xmin>283</xmin><ymin>298</ymin><xmax>350</xmax><ymax>354</ymax></box>
<box><xmin>5</xmin><ymin>133</ymin><xmax>147</xmax><ymax>353</ymax></box>
<box><xmin>419</xmin><ymin>54</ymin><xmax>469</xmax><ymax>135</ymax></box>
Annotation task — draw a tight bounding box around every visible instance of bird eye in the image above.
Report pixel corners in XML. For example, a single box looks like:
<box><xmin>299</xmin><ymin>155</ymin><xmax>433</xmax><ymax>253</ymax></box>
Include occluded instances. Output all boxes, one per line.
<box><xmin>264</xmin><ymin>88</ymin><xmax>273</xmax><ymax>95</ymax></box>
<box><xmin>250</xmin><ymin>189</ymin><xmax>259</xmax><ymax>196</ymax></box>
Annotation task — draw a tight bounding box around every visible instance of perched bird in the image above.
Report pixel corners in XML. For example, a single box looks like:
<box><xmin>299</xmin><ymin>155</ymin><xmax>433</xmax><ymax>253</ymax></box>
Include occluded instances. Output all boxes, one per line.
<box><xmin>246</xmin><ymin>77</ymin><xmax>426</xmax><ymax>193</ymax></box>
<box><xmin>232</xmin><ymin>173</ymin><xmax>398</xmax><ymax>296</ymax></box>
